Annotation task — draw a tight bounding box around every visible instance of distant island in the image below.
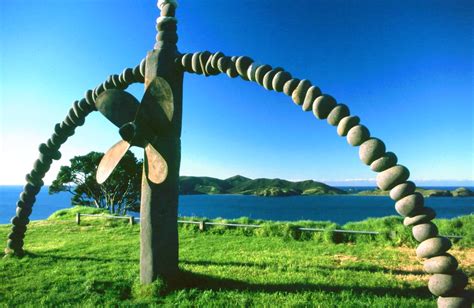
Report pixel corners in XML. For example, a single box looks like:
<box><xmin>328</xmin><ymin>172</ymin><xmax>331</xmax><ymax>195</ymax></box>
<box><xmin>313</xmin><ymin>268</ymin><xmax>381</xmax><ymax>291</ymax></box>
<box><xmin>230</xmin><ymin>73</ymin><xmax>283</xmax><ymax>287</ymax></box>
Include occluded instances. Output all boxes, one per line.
<box><xmin>178</xmin><ymin>175</ymin><xmax>473</xmax><ymax>197</ymax></box>
<box><xmin>356</xmin><ymin>187</ymin><xmax>474</xmax><ymax>198</ymax></box>
<box><xmin>179</xmin><ymin>175</ymin><xmax>345</xmax><ymax>197</ymax></box>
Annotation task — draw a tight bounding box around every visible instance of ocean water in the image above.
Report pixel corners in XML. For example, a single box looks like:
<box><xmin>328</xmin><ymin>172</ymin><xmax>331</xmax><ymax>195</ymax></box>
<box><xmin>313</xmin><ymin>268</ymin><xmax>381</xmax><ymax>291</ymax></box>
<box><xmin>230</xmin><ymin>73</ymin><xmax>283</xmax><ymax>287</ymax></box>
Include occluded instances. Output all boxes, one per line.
<box><xmin>0</xmin><ymin>186</ymin><xmax>472</xmax><ymax>225</ymax></box>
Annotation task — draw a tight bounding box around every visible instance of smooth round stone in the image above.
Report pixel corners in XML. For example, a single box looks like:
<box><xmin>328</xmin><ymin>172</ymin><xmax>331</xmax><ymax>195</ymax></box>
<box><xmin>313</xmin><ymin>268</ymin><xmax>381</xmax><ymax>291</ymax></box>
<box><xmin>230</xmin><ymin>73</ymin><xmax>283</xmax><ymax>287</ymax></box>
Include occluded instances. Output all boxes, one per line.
<box><xmin>199</xmin><ymin>51</ymin><xmax>212</xmax><ymax>76</ymax></box>
<box><xmin>16</xmin><ymin>206</ymin><xmax>32</xmax><ymax>218</ymax></box>
<box><xmin>404</xmin><ymin>207</ymin><xmax>436</xmax><ymax>226</ymax></box>
<box><xmin>370</xmin><ymin>152</ymin><xmax>397</xmax><ymax>172</ymax></box>
<box><xmin>359</xmin><ymin>138</ymin><xmax>386</xmax><ymax>165</ymax></box>
<box><xmin>181</xmin><ymin>53</ymin><xmax>193</xmax><ymax>72</ymax></box>
<box><xmin>283</xmin><ymin>78</ymin><xmax>300</xmax><ymax>96</ymax></box>
<box><xmin>291</xmin><ymin>80</ymin><xmax>312</xmax><ymax>105</ymax></box>
<box><xmin>416</xmin><ymin>237</ymin><xmax>452</xmax><ymax>258</ymax></box>
<box><xmin>236</xmin><ymin>56</ymin><xmax>253</xmax><ymax>79</ymax></box>
<box><xmin>302</xmin><ymin>86</ymin><xmax>322</xmax><ymax>111</ymax></box>
<box><xmin>312</xmin><ymin>95</ymin><xmax>337</xmax><ymax>119</ymax></box>
<box><xmin>395</xmin><ymin>192</ymin><xmax>424</xmax><ymax>217</ymax></box>
<box><xmin>272</xmin><ymin>71</ymin><xmax>291</xmax><ymax>92</ymax></box>
<box><xmin>217</xmin><ymin>56</ymin><xmax>231</xmax><ymax>73</ymax></box>
<box><xmin>390</xmin><ymin>181</ymin><xmax>416</xmax><ymax>201</ymax></box>
<box><xmin>191</xmin><ymin>52</ymin><xmax>203</xmax><ymax>74</ymax></box>
<box><xmin>211</xmin><ymin>51</ymin><xmax>225</xmax><ymax>69</ymax></box>
<box><xmin>428</xmin><ymin>272</ymin><xmax>468</xmax><ymax>297</ymax></box>
<box><xmin>376</xmin><ymin>165</ymin><xmax>410</xmax><ymax>191</ymax></box>
<box><xmin>255</xmin><ymin>65</ymin><xmax>272</xmax><ymax>85</ymax></box>
<box><xmin>263</xmin><ymin>68</ymin><xmax>283</xmax><ymax>90</ymax></box>
<box><xmin>337</xmin><ymin>116</ymin><xmax>360</xmax><ymax>136</ymax></box>
<box><xmin>347</xmin><ymin>125</ymin><xmax>370</xmax><ymax>146</ymax></box>
<box><xmin>246</xmin><ymin>62</ymin><xmax>260</xmax><ymax>82</ymax></box>
<box><xmin>412</xmin><ymin>222</ymin><xmax>438</xmax><ymax>242</ymax></box>
<box><xmin>226</xmin><ymin>64</ymin><xmax>238</xmax><ymax>78</ymax></box>
<box><xmin>327</xmin><ymin>104</ymin><xmax>349</xmax><ymax>126</ymax></box>
<box><xmin>438</xmin><ymin>292</ymin><xmax>472</xmax><ymax>308</ymax></box>
<box><xmin>424</xmin><ymin>254</ymin><xmax>458</xmax><ymax>274</ymax></box>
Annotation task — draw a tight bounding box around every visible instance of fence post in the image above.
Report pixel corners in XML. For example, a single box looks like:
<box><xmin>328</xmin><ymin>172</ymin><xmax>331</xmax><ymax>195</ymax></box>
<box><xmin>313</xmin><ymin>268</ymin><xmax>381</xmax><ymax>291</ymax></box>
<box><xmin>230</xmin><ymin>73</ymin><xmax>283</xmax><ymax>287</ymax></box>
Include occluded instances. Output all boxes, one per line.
<box><xmin>199</xmin><ymin>221</ymin><xmax>206</xmax><ymax>232</ymax></box>
<box><xmin>76</xmin><ymin>213</ymin><xmax>80</xmax><ymax>225</ymax></box>
<box><xmin>129</xmin><ymin>216</ymin><xmax>135</xmax><ymax>225</ymax></box>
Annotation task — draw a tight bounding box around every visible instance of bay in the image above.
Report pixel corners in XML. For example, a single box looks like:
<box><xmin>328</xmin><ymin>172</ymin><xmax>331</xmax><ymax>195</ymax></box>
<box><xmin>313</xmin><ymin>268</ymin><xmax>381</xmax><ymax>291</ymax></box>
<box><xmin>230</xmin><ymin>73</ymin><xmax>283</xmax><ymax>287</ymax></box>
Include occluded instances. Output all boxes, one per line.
<box><xmin>0</xmin><ymin>186</ymin><xmax>472</xmax><ymax>225</ymax></box>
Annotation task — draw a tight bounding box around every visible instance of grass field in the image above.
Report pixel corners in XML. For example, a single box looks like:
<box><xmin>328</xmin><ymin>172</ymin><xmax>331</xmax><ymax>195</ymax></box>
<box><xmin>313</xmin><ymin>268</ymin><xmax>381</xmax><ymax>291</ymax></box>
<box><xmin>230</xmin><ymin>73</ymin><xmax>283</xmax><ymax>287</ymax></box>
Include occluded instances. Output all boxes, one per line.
<box><xmin>1</xmin><ymin>208</ymin><xmax>472</xmax><ymax>306</ymax></box>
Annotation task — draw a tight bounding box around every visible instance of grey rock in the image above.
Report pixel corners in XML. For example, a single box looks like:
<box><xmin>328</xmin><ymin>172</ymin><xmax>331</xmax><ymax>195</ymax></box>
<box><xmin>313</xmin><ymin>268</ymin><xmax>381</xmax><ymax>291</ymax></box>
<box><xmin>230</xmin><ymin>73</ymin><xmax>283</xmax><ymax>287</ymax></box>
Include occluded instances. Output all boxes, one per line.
<box><xmin>302</xmin><ymin>86</ymin><xmax>322</xmax><ymax>111</ymax></box>
<box><xmin>191</xmin><ymin>52</ymin><xmax>203</xmax><ymax>74</ymax></box>
<box><xmin>428</xmin><ymin>271</ymin><xmax>468</xmax><ymax>297</ymax></box>
<box><xmin>199</xmin><ymin>51</ymin><xmax>212</xmax><ymax>76</ymax></box>
<box><xmin>412</xmin><ymin>222</ymin><xmax>438</xmax><ymax>242</ymax></box>
<box><xmin>217</xmin><ymin>56</ymin><xmax>231</xmax><ymax>73</ymax></box>
<box><xmin>211</xmin><ymin>51</ymin><xmax>224</xmax><ymax>69</ymax></box>
<box><xmin>226</xmin><ymin>60</ymin><xmax>238</xmax><ymax>78</ymax></box>
<box><xmin>263</xmin><ymin>68</ymin><xmax>283</xmax><ymax>90</ymax></box>
<box><xmin>359</xmin><ymin>138</ymin><xmax>386</xmax><ymax>165</ymax></box>
<box><xmin>337</xmin><ymin>116</ymin><xmax>360</xmax><ymax>136</ymax></box>
<box><xmin>370</xmin><ymin>152</ymin><xmax>397</xmax><ymax>172</ymax></box>
<box><xmin>283</xmin><ymin>78</ymin><xmax>300</xmax><ymax>96</ymax></box>
<box><xmin>272</xmin><ymin>71</ymin><xmax>292</xmax><ymax>92</ymax></box>
<box><xmin>403</xmin><ymin>207</ymin><xmax>436</xmax><ymax>226</ymax></box>
<box><xmin>395</xmin><ymin>192</ymin><xmax>424</xmax><ymax>217</ymax></box>
<box><xmin>236</xmin><ymin>56</ymin><xmax>253</xmax><ymax>79</ymax></box>
<box><xmin>255</xmin><ymin>65</ymin><xmax>272</xmax><ymax>85</ymax></box>
<box><xmin>347</xmin><ymin>125</ymin><xmax>370</xmax><ymax>146</ymax></box>
<box><xmin>416</xmin><ymin>237</ymin><xmax>452</xmax><ymax>258</ymax></box>
<box><xmin>437</xmin><ymin>292</ymin><xmax>472</xmax><ymax>308</ymax></box>
<box><xmin>246</xmin><ymin>62</ymin><xmax>259</xmax><ymax>82</ymax></box>
<box><xmin>181</xmin><ymin>53</ymin><xmax>193</xmax><ymax>72</ymax></box>
<box><xmin>291</xmin><ymin>80</ymin><xmax>312</xmax><ymax>105</ymax></box>
<box><xmin>327</xmin><ymin>104</ymin><xmax>350</xmax><ymax>126</ymax></box>
<box><xmin>376</xmin><ymin>165</ymin><xmax>410</xmax><ymax>191</ymax></box>
<box><xmin>312</xmin><ymin>94</ymin><xmax>337</xmax><ymax>119</ymax></box>
<box><xmin>424</xmin><ymin>254</ymin><xmax>458</xmax><ymax>274</ymax></box>
<box><xmin>390</xmin><ymin>181</ymin><xmax>416</xmax><ymax>201</ymax></box>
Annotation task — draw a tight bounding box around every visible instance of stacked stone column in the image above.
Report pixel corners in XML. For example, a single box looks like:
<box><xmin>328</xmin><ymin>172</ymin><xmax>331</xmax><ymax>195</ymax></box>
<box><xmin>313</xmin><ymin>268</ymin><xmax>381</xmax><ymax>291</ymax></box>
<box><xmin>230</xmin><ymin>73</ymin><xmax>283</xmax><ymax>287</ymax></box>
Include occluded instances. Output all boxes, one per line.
<box><xmin>177</xmin><ymin>51</ymin><xmax>470</xmax><ymax>307</ymax></box>
<box><xmin>5</xmin><ymin>61</ymin><xmax>146</xmax><ymax>257</ymax></box>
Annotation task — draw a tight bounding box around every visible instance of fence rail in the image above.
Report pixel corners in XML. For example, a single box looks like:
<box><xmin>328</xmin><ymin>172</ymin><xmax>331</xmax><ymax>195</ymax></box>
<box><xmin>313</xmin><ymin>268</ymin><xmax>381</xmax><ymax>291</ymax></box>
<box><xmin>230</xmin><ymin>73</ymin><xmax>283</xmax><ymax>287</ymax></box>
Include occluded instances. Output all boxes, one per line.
<box><xmin>75</xmin><ymin>213</ymin><xmax>463</xmax><ymax>239</ymax></box>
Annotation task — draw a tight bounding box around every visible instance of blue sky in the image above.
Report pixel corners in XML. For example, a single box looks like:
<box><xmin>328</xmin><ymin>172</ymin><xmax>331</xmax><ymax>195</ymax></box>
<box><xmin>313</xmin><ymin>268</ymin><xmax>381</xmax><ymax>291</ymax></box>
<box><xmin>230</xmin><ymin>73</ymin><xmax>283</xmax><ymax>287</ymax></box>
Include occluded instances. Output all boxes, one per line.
<box><xmin>1</xmin><ymin>0</ymin><xmax>473</xmax><ymax>186</ymax></box>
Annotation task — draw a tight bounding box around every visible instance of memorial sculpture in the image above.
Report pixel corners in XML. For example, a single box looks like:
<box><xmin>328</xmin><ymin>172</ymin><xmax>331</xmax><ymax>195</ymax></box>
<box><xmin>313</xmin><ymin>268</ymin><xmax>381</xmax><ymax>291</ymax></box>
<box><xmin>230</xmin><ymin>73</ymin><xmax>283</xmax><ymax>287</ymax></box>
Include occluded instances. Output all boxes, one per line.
<box><xmin>4</xmin><ymin>1</ymin><xmax>470</xmax><ymax>307</ymax></box>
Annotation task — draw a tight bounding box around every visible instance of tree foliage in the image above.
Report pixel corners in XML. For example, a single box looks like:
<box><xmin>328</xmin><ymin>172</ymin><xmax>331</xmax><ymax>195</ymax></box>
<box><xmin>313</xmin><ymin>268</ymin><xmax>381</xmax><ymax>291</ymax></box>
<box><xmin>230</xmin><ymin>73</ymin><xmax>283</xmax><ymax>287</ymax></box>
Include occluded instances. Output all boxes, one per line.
<box><xmin>49</xmin><ymin>151</ymin><xmax>142</xmax><ymax>215</ymax></box>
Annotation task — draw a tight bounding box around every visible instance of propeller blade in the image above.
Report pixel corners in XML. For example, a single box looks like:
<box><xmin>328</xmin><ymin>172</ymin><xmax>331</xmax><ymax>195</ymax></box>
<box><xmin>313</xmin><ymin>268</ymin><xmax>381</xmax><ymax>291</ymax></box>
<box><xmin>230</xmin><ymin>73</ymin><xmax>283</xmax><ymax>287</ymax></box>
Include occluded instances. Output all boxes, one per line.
<box><xmin>136</xmin><ymin>77</ymin><xmax>174</xmax><ymax>135</ymax></box>
<box><xmin>96</xmin><ymin>90</ymin><xmax>140</xmax><ymax>128</ymax></box>
<box><xmin>96</xmin><ymin>140</ymin><xmax>131</xmax><ymax>184</ymax></box>
<box><xmin>144</xmin><ymin>143</ymin><xmax>168</xmax><ymax>184</ymax></box>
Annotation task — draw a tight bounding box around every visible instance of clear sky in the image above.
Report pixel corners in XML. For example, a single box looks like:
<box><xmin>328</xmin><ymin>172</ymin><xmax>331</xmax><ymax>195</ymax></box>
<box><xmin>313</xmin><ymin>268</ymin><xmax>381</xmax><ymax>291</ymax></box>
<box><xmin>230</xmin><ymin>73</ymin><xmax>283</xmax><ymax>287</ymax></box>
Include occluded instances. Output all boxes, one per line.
<box><xmin>1</xmin><ymin>0</ymin><xmax>473</xmax><ymax>186</ymax></box>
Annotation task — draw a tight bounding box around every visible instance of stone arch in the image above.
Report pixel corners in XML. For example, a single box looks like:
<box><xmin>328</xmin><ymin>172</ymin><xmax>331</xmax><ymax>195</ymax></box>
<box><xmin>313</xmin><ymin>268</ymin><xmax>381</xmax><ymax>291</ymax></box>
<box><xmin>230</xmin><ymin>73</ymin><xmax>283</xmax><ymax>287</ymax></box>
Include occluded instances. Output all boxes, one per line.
<box><xmin>177</xmin><ymin>50</ymin><xmax>470</xmax><ymax>307</ymax></box>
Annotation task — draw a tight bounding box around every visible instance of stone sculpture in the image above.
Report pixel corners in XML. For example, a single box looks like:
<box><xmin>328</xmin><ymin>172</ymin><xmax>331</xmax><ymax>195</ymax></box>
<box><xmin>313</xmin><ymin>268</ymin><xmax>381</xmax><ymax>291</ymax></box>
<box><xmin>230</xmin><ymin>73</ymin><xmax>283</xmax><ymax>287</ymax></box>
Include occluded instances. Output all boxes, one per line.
<box><xmin>4</xmin><ymin>1</ymin><xmax>470</xmax><ymax>307</ymax></box>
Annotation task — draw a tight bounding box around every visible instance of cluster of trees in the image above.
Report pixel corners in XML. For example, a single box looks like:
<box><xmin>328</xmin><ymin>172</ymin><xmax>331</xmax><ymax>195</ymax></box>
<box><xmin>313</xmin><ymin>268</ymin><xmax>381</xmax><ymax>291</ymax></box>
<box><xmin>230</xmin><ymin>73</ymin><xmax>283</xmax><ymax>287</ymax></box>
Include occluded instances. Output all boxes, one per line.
<box><xmin>49</xmin><ymin>151</ymin><xmax>142</xmax><ymax>215</ymax></box>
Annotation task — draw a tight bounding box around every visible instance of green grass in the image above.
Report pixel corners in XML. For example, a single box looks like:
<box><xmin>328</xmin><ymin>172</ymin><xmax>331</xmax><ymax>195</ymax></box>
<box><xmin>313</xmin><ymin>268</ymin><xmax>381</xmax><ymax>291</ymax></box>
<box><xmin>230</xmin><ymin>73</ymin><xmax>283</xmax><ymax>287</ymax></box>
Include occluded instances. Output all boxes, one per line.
<box><xmin>1</xmin><ymin>209</ymin><xmax>472</xmax><ymax>306</ymax></box>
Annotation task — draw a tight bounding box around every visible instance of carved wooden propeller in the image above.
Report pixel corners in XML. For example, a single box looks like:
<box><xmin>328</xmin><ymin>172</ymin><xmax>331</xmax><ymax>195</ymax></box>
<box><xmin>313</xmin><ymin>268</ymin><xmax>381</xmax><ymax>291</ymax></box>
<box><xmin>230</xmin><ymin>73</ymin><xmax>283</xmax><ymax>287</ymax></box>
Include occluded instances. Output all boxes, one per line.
<box><xmin>95</xmin><ymin>76</ymin><xmax>174</xmax><ymax>185</ymax></box>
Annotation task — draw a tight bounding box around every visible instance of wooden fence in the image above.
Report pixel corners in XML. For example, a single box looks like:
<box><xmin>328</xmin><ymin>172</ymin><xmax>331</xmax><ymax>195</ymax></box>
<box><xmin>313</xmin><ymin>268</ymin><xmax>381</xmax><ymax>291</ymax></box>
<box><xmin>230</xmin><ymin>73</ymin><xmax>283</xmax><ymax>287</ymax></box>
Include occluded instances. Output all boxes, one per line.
<box><xmin>75</xmin><ymin>213</ymin><xmax>463</xmax><ymax>239</ymax></box>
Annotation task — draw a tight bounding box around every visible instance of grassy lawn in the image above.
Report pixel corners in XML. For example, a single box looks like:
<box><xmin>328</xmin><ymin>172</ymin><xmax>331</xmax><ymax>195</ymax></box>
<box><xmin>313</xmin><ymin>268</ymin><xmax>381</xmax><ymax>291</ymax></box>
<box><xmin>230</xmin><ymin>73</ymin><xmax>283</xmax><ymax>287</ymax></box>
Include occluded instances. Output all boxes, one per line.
<box><xmin>1</xmin><ymin>211</ymin><xmax>472</xmax><ymax>306</ymax></box>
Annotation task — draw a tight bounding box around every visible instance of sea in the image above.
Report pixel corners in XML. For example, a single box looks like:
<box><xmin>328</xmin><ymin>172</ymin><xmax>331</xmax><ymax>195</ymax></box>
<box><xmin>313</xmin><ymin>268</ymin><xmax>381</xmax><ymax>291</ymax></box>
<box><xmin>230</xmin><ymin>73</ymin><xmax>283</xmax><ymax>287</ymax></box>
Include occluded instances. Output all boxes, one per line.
<box><xmin>0</xmin><ymin>186</ymin><xmax>472</xmax><ymax>225</ymax></box>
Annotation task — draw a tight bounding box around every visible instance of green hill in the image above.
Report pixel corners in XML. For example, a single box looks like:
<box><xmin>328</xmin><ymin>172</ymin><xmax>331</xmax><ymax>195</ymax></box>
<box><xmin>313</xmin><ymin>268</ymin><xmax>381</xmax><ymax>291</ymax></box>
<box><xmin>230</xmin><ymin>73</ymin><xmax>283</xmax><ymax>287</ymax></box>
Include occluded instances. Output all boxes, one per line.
<box><xmin>178</xmin><ymin>175</ymin><xmax>346</xmax><ymax>197</ymax></box>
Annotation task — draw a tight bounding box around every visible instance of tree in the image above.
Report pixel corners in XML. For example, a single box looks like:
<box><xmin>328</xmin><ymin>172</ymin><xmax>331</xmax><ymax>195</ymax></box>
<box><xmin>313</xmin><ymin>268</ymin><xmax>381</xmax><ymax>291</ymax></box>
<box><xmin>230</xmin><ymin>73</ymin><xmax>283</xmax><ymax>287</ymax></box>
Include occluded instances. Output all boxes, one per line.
<box><xmin>49</xmin><ymin>151</ymin><xmax>142</xmax><ymax>215</ymax></box>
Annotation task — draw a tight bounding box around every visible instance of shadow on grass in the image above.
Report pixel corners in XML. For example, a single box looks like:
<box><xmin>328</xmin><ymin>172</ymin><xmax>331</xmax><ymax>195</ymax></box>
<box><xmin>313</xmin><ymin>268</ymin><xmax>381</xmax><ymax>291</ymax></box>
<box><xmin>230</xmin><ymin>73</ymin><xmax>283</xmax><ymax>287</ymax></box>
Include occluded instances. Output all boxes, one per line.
<box><xmin>23</xmin><ymin>252</ymin><xmax>431</xmax><ymax>299</ymax></box>
<box><xmin>181</xmin><ymin>259</ymin><xmax>426</xmax><ymax>276</ymax></box>
<box><xmin>165</xmin><ymin>269</ymin><xmax>432</xmax><ymax>299</ymax></box>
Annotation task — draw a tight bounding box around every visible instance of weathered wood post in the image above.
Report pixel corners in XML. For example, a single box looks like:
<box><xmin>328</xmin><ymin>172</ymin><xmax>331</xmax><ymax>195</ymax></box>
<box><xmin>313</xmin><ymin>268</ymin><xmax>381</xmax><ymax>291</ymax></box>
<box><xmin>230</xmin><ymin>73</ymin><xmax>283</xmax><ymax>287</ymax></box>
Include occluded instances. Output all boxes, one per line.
<box><xmin>198</xmin><ymin>221</ymin><xmax>206</xmax><ymax>232</ymax></box>
<box><xmin>140</xmin><ymin>0</ymin><xmax>183</xmax><ymax>284</ymax></box>
<box><xmin>129</xmin><ymin>216</ymin><xmax>135</xmax><ymax>226</ymax></box>
<box><xmin>76</xmin><ymin>213</ymin><xmax>81</xmax><ymax>225</ymax></box>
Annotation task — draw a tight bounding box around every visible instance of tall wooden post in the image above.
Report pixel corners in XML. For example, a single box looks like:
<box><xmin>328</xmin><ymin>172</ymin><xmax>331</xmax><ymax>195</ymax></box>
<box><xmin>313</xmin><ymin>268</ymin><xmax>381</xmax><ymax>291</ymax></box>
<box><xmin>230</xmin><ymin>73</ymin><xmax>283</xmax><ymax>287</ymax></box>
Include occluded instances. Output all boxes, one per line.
<box><xmin>140</xmin><ymin>0</ymin><xmax>183</xmax><ymax>283</ymax></box>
